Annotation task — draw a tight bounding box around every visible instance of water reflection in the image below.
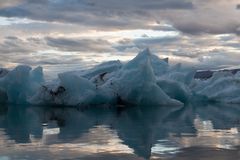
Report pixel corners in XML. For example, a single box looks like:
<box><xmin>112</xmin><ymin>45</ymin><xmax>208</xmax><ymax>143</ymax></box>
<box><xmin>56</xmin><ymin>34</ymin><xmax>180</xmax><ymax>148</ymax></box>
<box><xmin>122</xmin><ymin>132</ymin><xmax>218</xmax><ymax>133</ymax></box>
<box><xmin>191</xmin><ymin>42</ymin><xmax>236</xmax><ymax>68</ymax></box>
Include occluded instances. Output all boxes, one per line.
<box><xmin>0</xmin><ymin>104</ymin><xmax>239</xmax><ymax>159</ymax></box>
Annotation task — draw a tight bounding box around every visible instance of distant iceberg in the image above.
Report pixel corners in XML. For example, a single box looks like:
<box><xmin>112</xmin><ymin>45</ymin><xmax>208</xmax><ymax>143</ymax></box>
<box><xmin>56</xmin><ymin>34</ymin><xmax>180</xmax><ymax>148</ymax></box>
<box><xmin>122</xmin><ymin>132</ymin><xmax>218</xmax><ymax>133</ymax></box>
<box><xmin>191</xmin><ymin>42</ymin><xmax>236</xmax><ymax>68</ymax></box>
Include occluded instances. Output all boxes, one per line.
<box><xmin>1</xmin><ymin>48</ymin><xmax>240</xmax><ymax>107</ymax></box>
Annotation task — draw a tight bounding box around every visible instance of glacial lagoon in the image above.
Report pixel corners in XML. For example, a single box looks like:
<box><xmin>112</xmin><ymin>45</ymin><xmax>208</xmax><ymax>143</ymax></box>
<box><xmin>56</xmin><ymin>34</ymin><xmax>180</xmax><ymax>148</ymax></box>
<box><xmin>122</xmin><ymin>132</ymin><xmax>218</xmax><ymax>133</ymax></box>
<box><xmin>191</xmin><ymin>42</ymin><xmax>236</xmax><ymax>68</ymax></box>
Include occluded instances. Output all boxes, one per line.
<box><xmin>1</xmin><ymin>49</ymin><xmax>240</xmax><ymax>159</ymax></box>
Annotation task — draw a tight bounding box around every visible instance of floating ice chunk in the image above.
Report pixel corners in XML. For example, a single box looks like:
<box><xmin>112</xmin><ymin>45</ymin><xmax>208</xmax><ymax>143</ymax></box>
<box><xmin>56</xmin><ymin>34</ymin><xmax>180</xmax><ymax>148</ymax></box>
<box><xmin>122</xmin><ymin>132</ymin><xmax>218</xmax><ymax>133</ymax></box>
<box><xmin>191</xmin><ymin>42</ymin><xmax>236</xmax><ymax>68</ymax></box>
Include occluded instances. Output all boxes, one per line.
<box><xmin>0</xmin><ymin>65</ymin><xmax>44</xmax><ymax>104</ymax></box>
<box><xmin>0</xmin><ymin>65</ymin><xmax>31</xmax><ymax>103</ymax></box>
<box><xmin>193</xmin><ymin>71</ymin><xmax>240</xmax><ymax>103</ymax></box>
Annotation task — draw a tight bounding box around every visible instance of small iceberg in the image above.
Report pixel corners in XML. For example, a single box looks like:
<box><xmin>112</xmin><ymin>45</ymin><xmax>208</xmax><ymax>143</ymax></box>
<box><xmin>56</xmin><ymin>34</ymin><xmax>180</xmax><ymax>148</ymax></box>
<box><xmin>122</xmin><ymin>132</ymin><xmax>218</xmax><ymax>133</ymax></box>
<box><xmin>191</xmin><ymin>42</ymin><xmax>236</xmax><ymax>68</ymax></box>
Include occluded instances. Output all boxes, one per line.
<box><xmin>0</xmin><ymin>65</ymin><xmax>44</xmax><ymax>104</ymax></box>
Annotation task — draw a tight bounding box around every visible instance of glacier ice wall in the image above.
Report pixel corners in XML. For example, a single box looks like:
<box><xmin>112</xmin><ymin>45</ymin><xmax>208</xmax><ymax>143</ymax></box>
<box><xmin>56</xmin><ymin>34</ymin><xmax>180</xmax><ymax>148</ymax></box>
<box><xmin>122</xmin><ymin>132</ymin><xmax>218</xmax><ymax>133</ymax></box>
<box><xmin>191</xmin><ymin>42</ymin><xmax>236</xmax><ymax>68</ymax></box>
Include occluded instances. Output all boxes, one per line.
<box><xmin>1</xmin><ymin>48</ymin><xmax>240</xmax><ymax>107</ymax></box>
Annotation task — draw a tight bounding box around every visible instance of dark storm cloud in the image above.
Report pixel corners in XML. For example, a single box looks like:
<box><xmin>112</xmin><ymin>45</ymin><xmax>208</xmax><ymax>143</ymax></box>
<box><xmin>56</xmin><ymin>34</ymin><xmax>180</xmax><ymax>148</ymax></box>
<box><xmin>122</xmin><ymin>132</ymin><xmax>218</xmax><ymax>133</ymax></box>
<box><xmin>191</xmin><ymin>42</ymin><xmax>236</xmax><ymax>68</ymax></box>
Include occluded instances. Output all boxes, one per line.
<box><xmin>14</xmin><ymin>54</ymin><xmax>83</xmax><ymax>65</ymax></box>
<box><xmin>0</xmin><ymin>51</ymin><xmax>84</xmax><ymax>66</ymax></box>
<box><xmin>133</xmin><ymin>36</ymin><xmax>180</xmax><ymax>45</ymax></box>
<box><xmin>0</xmin><ymin>0</ymin><xmax>239</xmax><ymax>35</ymax></box>
<box><xmin>237</xmin><ymin>4</ymin><xmax>240</xmax><ymax>9</ymax></box>
<box><xmin>130</xmin><ymin>0</ymin><xmax>193</xmax><ymax>10</ymax></box>
<box><xmin>225</xmin><ymin>43</ymin><xmax>240</xmax><ymax>49</ymax></box>
<box><xmin>0</xmin><ymin>36</ymin><xmax>34</xmax><ymax>54</ymax></box>
<box><xmin>0</xmin><ymin>0</ymin><xmax>194</xmax><ymax>18</ymax></box>
<box><xmin>0</xmin><ymin>36</ymin><xmax>87</xmax><ymax>66</ymax></box>
<box><xmin>114</xmin><ymin>35</ymin><xmax>180</xmax><ymax>52</ymax></box>
<box><xmin>172</xmin><ymin>50</ymin><xmax>204</xmax><ymax>58</ymax></box>
<box><xmin>172</xmin><ymin>23</ymin><xmax>240</xmax><ymax>35</ymax></box>
<box><xmin>152</xmin><ymin>24</ymin><xmax>178</xmax><ymax>32</ymax></box>
<box><xmin>0</xmin><ymin>7</ymin><xmax>30</xmax><ymax>17</ymax></box>
<box><xmin>46</xmin><ymin>37</ymin><xmax>112</xmax><ymax>52</ymax></box>
<box><xmin>196</xmin><ymin>49</ymin><xmax>240</xmax><ymax>69</ymax></box>
<box><xmin>0</xmin><ymin>0</ymin><xmax>193</xmax><ymax>29</ymax></box>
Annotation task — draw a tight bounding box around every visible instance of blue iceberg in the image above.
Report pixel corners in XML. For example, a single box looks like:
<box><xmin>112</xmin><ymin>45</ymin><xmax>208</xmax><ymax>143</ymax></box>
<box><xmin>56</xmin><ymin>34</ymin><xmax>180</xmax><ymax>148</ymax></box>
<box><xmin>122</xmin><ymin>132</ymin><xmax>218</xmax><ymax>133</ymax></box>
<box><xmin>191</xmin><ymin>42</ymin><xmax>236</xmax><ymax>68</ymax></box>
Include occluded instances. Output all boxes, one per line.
<box><xmin>1</xmin><ymin>48</ymin><xmax>240</xmax><ymax>107</ymax></box>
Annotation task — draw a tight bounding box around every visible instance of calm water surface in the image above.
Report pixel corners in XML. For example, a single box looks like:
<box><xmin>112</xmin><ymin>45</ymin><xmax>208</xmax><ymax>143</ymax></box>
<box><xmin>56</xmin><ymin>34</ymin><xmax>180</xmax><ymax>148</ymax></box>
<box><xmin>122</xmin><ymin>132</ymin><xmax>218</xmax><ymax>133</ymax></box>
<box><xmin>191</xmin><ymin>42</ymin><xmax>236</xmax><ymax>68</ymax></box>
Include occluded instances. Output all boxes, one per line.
<box><xmin>0</xmin><ymin>103</ymin><xmax>239</xmax><ymax>160</ymax></box>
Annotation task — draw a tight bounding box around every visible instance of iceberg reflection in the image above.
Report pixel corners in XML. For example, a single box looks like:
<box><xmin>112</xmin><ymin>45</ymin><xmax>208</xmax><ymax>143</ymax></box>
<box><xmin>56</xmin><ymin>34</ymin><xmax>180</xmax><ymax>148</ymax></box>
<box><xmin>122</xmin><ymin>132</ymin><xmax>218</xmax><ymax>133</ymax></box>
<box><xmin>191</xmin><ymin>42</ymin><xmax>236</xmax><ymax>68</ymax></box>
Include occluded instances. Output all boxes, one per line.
<box><xmin>0</xmin><ymin>103</ymin><xmax>239</xmax><ymax>159</ymax></box>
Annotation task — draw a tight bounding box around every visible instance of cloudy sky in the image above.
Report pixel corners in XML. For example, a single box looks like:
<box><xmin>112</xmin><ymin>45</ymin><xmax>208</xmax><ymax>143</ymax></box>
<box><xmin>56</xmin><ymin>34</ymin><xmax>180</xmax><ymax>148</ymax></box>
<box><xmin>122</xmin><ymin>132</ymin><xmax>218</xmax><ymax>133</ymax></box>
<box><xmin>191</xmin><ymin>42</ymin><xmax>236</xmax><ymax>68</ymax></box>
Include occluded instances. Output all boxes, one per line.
<box><xmin>0</xmin><ymin>0</ymin><xmax>240</xmax><ymax>71</ymax></box>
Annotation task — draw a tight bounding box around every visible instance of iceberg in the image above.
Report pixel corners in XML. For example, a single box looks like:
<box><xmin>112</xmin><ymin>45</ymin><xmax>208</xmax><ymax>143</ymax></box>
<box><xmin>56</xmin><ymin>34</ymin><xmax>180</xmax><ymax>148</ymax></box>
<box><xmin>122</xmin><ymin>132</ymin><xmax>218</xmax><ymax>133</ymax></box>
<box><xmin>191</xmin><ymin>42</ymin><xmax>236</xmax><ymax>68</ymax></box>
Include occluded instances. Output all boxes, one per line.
<box><xmin>193</xmin><ymin>71</ymin><xmax>240</xmax><ymax>103</ymax></box>
<box><xmin>0</xmin><ymin>65</ymin><xmax>44</xmax><ymax>104</ymax></box>
<box><xmin>1</xmin><ymin>48</ymin><xmax>240</xmax><ymax>107</ymax></box>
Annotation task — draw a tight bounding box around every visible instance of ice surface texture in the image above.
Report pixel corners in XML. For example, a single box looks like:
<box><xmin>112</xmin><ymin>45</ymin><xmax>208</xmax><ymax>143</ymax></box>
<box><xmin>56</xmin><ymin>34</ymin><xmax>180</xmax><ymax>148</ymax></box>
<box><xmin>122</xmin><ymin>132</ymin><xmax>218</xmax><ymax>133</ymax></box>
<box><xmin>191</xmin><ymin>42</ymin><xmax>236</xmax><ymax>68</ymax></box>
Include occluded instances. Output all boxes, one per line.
<box><xmin>0</xmin><ymin>48</ymin><xmax>239</xmax><ymax>107</ymax></box>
